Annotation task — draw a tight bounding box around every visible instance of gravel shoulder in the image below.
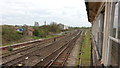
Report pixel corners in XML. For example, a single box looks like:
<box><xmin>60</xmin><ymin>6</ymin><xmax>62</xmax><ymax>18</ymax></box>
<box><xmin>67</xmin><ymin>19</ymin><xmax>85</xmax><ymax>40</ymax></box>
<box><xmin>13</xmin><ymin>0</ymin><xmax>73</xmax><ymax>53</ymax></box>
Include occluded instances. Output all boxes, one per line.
<box><xmin>66</xmin><ymin>35</ymin><xmax>82</xmax><ymax>66</ymax></box>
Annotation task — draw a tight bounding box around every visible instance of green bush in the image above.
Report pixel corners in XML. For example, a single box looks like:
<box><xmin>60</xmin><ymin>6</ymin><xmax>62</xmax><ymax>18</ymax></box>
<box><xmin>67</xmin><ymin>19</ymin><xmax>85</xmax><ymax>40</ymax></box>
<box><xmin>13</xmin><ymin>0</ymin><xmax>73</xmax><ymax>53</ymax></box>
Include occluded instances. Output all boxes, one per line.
<box><xmin>33</xmin><ymin>22</ymin><xmax>61</xmax><ymax>38</ymax></box>
<box><xmin>2</xmin><ymin>25</ymin><xmax>23</xmax><ymax>45</ymax></box>
<box><xmin>33</xmin><ymin>29</ymin><xmax>40</xmax><ymax>36</ymax></box>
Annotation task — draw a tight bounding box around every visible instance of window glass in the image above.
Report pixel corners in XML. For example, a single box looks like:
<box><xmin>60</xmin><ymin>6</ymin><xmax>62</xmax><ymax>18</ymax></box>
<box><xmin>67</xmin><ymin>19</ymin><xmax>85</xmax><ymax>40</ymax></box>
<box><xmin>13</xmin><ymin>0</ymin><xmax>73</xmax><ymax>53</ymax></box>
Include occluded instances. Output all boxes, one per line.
<box><xmin>113</xmin><ymin>3</ymin><xmax>118</xmax><ymax>38</ymax></box>
<box><xmin>118</xmin><ymin>2</ymin><xmax>120</xmax><ymax>39</ymax></box>
<box><xmin>111</xmin><ymin>40</ymin><xmax>120</xmax><ymax>66</ymax></box>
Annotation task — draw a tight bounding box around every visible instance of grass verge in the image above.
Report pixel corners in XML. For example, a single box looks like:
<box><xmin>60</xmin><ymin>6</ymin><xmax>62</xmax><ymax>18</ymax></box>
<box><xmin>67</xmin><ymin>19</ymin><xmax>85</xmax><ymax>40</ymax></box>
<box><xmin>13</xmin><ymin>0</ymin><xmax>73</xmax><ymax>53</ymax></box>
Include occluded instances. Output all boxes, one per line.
<box><xmin>81</xmin><ymin>30</ymin><xmax>91</xmax><ymax>66</ymax></box>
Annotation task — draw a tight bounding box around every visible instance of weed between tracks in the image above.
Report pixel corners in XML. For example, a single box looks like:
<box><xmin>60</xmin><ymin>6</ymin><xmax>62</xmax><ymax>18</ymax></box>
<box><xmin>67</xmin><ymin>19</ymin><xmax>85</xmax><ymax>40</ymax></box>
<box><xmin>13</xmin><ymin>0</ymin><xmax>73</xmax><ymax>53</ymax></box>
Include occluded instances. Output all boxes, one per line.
<box><xmin>77</xmin><ymin>30</ymin><xmax>91</xmax><ymax>66</ymax></box>
<box><xmin>81</xmin><ymin>30</ymin><xmax>91</xmax><ymax>66</ymax></box>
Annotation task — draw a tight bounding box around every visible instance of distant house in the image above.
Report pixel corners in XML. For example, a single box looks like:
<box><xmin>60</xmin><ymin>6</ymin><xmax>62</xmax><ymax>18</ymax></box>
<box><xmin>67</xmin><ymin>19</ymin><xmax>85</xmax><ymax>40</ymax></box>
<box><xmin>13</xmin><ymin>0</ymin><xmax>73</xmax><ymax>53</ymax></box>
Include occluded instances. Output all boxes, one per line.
<box><xmin>58</xmin><ymin>23</ymin><xmax>69</xmax><ymax>30</ymax></box>
<box><xmin>58</xmin><ymin>23</ymin><xmax>64</xmax><ymax>30</ymax></box>
<box><xmin>22</xmin><ymin>24</ymin><xmax>34</xmax><ymax>36</ymax></box>
<box><xmin>27</xmin><ymin>28</ymin><xmax>34</xmax><ymax>36</ymax></box>
<box><xmin>63</xmin><ymin>25</ymin><xmax>69</xmax><ymax>30</ymax></box>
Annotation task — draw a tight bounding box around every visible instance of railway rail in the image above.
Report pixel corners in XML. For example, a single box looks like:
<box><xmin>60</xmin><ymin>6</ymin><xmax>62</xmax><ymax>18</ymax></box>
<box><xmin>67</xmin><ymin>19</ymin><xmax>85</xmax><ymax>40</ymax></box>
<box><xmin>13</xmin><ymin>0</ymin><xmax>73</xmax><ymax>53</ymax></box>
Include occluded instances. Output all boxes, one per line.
<box><xmin>0</xmin><ymin>35</ymin><xmax>66</xmax><ymax>51</ymax></box>
<box><xmin>1</xmin><ymin>35</ymin><xmax>67</xmax><ymax>64</ymax></box>
<box><xmin>2</xmin><ymin>30</ymin><xmax>82</xmax><ymax>67</ymax></box>
<box><xmin>32</xmin><ymin>30</ymin><xmax>81</xmax><ymax>67</ymax></box>
<box><xmin>2</xmin><ymin>35</ymin><xmax>70</xmax><ymax>65</ymax></box>
<box><xmin>44</xmin><ymin>31</ymin><xmax>81</xmax><ymax>68</ymax></box>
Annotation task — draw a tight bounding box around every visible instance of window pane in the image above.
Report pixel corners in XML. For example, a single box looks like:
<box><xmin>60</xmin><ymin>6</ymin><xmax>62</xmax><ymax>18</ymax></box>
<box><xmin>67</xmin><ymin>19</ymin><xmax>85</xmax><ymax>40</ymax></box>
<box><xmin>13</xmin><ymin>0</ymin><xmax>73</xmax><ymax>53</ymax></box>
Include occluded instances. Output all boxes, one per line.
<box><xmin>110</xmin><ymin>40</ymin><xmax>120</xmax><ymax>66</ymax></box>
<box><xmin>113</xmin><ymin>3</ymin><xmax>118</xmax><ymax>38</ymax></box>
<box><xmin>118</xmin><ymin>2</ymin><xmax>120</xmax><ymax>39</ymax></box>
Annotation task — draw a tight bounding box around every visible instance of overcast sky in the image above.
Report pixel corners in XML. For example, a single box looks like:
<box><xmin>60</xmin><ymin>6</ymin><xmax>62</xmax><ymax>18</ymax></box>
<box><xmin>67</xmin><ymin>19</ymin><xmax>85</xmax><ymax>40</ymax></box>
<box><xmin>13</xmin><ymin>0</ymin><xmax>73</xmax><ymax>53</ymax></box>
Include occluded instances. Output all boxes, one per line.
<box><xmin>1</xmin><ymin>0</ymin><xmax>91</xmax><ymax>27</ymax></box>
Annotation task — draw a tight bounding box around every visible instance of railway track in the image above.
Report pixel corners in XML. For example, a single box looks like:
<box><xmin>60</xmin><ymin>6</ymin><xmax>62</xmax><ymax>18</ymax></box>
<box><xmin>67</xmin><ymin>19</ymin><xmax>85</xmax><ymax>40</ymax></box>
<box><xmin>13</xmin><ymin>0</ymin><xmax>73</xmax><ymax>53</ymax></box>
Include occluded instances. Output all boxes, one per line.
<box><xmin>2</xmin><ymin>41</ymin><xmax>50</xmax><ymax>57</ymax></box>
<box><xmin>2</xmin><ymin>35</ymin><xmax>70</xmax><ymax>65</ymax></box>
<box><xmin>1</xmin><ymin>35</ymin><xmax>65</xmax><ymax>56</ymax></box>
<box><xmin>1</xmin><ymin>35</ymin><xmax>66</xmax><ymax>54</ymax></box>
<box><xmin>1</xmin><ymin>35</ymin><xmax>67</xmax><ymax>64</ymax></box>
<box><xmin>2</xmin><ymin>30</ymin><xmax>81</xmax><ymax>67</ymax></box>
<box><xmin>38</xmin><ymin>31</ymin><xmax>81</xmax><ymax>68</ymax></box>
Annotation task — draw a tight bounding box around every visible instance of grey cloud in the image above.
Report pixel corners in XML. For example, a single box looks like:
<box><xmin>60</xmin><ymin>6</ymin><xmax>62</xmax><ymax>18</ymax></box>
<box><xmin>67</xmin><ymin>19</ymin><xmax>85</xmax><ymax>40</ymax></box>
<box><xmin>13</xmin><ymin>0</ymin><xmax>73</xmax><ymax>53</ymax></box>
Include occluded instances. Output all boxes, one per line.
<box><xmin>2</xmin><ymin>0</ymin><xmax>91</xmax><ymax>27</ymax></box>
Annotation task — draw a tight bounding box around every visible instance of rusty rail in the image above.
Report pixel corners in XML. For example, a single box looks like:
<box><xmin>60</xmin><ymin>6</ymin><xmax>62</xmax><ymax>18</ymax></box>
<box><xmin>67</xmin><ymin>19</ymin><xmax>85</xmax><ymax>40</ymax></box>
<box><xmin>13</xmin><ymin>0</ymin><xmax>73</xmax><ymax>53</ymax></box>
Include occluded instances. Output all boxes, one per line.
<box><xmin>2</xmin><ymin>30</ymin><xmax>79</xmax><ymax>67</ymax></box>
<box><xmin>44</xmin><ymin>31</ymin><xmax>81</xmax><ymax>68</ymax></box>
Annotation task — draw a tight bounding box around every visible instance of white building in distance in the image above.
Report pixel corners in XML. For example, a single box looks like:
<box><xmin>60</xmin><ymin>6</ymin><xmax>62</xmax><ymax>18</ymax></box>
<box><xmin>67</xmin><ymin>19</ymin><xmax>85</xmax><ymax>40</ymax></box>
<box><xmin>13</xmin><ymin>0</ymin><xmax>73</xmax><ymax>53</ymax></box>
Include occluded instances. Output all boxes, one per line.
<box><xmin>58</xmin><ymin>23</ymin><xmax>68</xmax><ymax>30</ymax></box>
<box><xmin>34</xmin><ymin>22</ymin><xmax>39</xmax><ymax>26</ymax></box>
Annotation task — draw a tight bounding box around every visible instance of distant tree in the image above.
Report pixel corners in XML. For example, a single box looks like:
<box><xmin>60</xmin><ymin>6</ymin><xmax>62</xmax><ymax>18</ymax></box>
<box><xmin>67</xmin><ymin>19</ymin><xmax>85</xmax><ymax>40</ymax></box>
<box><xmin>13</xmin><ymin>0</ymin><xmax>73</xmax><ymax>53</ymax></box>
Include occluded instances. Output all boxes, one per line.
<box><xmin>48</xmin><ymin>22</ymin><xmax>61</xmax><ymax>33</ymax></box>
<box><xmin>33</xmin><ymin>29</ymin><xmax>40</xmax><ymax>36</ymax></box>
<box><xmin>2</xmin><ymin>25</ymin><xmax>23</xmax><ymax>45</ymax></box>
<box><xmin>33</xmin><ymin>22</ymin><xmax>62</xmax><ymax>37</ymax></box>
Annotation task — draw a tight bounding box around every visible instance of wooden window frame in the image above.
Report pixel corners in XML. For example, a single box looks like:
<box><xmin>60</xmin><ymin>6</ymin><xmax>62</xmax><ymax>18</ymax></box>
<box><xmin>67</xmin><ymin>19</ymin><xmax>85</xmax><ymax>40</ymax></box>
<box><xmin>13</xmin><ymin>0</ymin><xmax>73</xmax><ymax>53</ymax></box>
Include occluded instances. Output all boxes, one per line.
<box><xmin>109</xmin><ymin>2</ymin><xmax>119</xmax><ymax>43</ymax></box>
<box><xmin>106</xmin><ymin>1</ymin><xmax>120</xmax><ymax>66</ymax></box>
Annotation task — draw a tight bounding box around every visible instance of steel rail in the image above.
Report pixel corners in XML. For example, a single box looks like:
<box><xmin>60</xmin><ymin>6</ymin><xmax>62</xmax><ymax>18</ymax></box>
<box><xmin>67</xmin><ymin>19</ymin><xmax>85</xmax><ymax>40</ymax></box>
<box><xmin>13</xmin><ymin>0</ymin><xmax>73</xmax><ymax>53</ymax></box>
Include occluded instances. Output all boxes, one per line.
<box><xmin>2</xmin><ymin>31</ymin><xmax>77</xmax><ymax>66</ymax></box>
<box><xmin>42</xmin><ymin>31</ymin><xmax>81</xmax><ymax>68</ymax></box>
<box><xmin>31</xmin><ymin>31</ymin><xmax>80</xmax><ymax>67</ymax></box>
<box><xmin>1</xmin><ymin>35</ymin><xmax>66</xmax><ymax>57</ymax></box>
